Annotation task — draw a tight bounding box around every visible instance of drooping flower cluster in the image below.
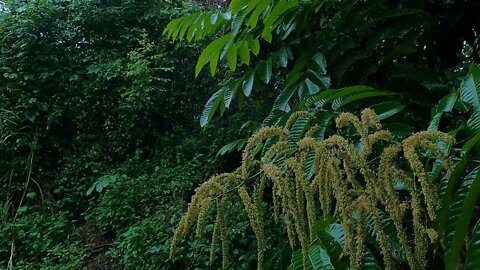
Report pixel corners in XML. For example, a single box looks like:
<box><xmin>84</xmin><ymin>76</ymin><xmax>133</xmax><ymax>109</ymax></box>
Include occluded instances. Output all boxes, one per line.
<box><xmin>170</xmin><ymin>109</ymin><xmax>453</xmax><ymax>270</ymax></box>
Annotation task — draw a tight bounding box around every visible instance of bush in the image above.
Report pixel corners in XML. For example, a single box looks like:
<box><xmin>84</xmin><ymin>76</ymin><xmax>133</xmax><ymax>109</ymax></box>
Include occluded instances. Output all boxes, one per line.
<box><xmin>0</xmin><ymin>209</ymin><xmax>85</xmax><ymax>269</ymax></box>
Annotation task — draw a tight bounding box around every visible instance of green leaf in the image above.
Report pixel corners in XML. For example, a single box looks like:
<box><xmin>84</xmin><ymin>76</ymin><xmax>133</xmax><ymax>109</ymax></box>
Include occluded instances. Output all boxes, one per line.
<box><xmin>301</xmin><ymin>85</ymin><xmax>375</xmax><ymax>108</ymax></box>
<box><xmin>316</xmin><ymin>217</ymin><xmax>349</xmax><ymax>269</ymax></box>
<box><xmin>274</xmin><ymin>84</ymin><xmax>298</xmax><ymax>112</ymax></box>
<box><xmin>86</xmin><ymin>182</ymin><xmax>96</xmax><ymax>196</ymax></box>
<box><xmin>200</xmin><ymin>89</ymin><xmax>225</xmax><ymax>127</ymax></box>
<box><xmin>311</xmin><ymin>52</ymin><xmax>327</xmax><ymax>74</ymax></box>
<box><xmin>305</xmin><ymin>70</ymin><xmax>330</xmax><ymax>90</ymax></box>
<box><xmin>383</xmin><ymin>123</ymin><xmax>413</xmax><ymax>139</ymax></box>
<box><xmin>289</xmin><ymin>116</ymin><xmax>310</xmax><ymax>142</ymax></box>
<box><xmin>257</xmin><ymin>58</ymin><xmax>272</xmax><ymax>83</ymax></box>
<box><xmin>428</xmin><ymin>93</ymin><xmax>458</xmax><ymax>131</ymax></box>
<box><xmin>444</xmin><ymin>167</ymin><xmax>480</xmax><ymax>270</ymax></box>
<box><xmin>265</xmin><ymin>242</ymin><xmax>293</xmax><ymax>270</ymax></box>
<box><xmin>249</xmin><ymin>38</ymin><xmax>260</xmax><ymax>56</ymax></box>
<box><xmin>248</xmin><ymin>0</ymin><xmax>271</xmax><ymax>28</ymax></box>
<box><xmin>226</xmin><ymin>41</ymin><xmax>238</xmax><ymax>71</ymax></box>
<box><xmin>232</xmin><ymin>13</ymin><xmax>244</xmax><ymax>36</ymax></box>
<box><xmin>275</xmin><ymin>47</ymin><xmax>289</xmax><ymax>67</ymax></box>
<box><xmin>465</xmin><ymin>218</ymin><xmax>480</xmax><ymax>269</ymax></box>
<box><xmin>238</xmin><ymin>40</ymin><xmax>251</xmax><ymax>65</ymax></box>
<box><xmin>460</xmin><ymin>65</ymin><xmax>480</xmax><ymax>109</ymax></box>
<box><xmin>195</xmin><ymin>34</ymin><xmax>231</xmax><ymax>77</ymax></box>
<box><xmin>437</xmin><ymin>133</ymin><xmax>480</xmax><ymax>238</ymax></box>
<box><xmin>331</xmin><ymin>90</ymin><xmax>394</xmax><ymax>110</ymax></box>
<box><xmin>216</xmin><ymin>138</ymin><xmax>246</xmax><ymax>157</ymax></box>
<box><xmin>224</xmin><ymin>79</ymin><xmax>240</xmax><ymax>108</ymax></box>
<box><xmin>308</xmin><ymin>245</ymin><xmax>335</xmax><ymax>270</ymax></box>
<box><xmin>362</xmin><ymin>248</ymin><xmax>382</xmax><ymax>270</ymax></box>
<box><xmin>370</xmin><ymin>101</ymin><xmax>405</xmax><ymax>120</ymax></box>
<box><xmin>209</xmin><ymin>51</ymin><xmax>220</xmax><ymax>76</ymax></box>
<box><xmin>467</xmin><ymin>110</ymin><xmax>480</xmax><ymax>135</ymax></box>
<box><xmin>242</xmin><ymin>69</ymin><xmax>255</xmax><ymax>97</ymax></box>
<box><xmin>262</xmin><ymin>0</ymin><xmax>298</xmax><ymax>42</ymax></box>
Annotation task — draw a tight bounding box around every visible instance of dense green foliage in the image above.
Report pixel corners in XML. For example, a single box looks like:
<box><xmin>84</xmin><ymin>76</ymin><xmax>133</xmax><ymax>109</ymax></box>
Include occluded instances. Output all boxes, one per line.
<box><xmin>164</xmin><ymin>0</ymin><xmax>480</xmax><ymax>269</ymax></box>
<box><xmin>0</xmin><ymin>0</ymin><xmax>266</xmax><ymax>269</ymax></box>
<box><xmin>1</xmin><ymin>0</ymin><xmax>480</xmax><ymax>269</ymax></box>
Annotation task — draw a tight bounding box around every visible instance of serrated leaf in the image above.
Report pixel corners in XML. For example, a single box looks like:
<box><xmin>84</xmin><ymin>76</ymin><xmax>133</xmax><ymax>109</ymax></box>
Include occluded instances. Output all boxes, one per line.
<box><xmin>238</xmin><ymin>40</ymin><xmax>250</xmax><ymax>65</ymax></box>
<box><xmin>331</xmin><ymin>90</ymin><xmax>393</xmax><ymax>110</ymax></box>
<box><xmin>301</xmin><ymin>85</ymin><xmax>373</xmax><ymax>108</ymax></box>
<box><xmin>232</xmin><ymin>13</ymin><xmax>244</xmax><ymax>36</ymax></box>
<box><xmin>465</xmin><ymin>218</ymin><xmax>480</xmax><ymax>269</ymax></box>
<box><xmin>428</xmin><ymin>93</ymin><xmax>458</xmax><ymax>130</ymax></box>
<box><xmin>242</xmin><ymin>69</ymin><xmax>255</xmax><ymax>97</ymax></box>
<box><xmin>257</xmin><ymin>58</ymin><xmax>272</xmax><ymax>83</ymax></box>
<box><xmin>195</xmin><ymin>34</ymin><xmax>231</xmax><ymax>77</ymax></box>
<box><xmin>226</xmin><ymin>41</ymin><xmax>237</xmax><ymax>71</ymax></box>
<box><xmin>289</xmin><ymin>116</ymin><xmax>310</xmax><ymax>142</ymax></box>
<box><xmin>370</xmin><ymin>101</ymin><xmax>405</xmax><ymax>120</ymax></box>
<box><xmin>248</xmin><ymin>0</ymin><xmax>271</xmax><ymax>28</ymax></box>
<box><xmin>224</xmin><ymin>79</ymin><xmax>240</xmax><ymax>108</ymax></box>
<box><xmin>460</xmin><ymin>64</ymin><xmax>480</xmax><ymax>109</ymax></box>
<box><xmin>467</xmin><ymin>110</ymin><xmax>480</xmax><ymax>135</ymax></box>
<box><xmin>444</xmin><ymin>167</ymin><xmax>480</xmax><ymax>270</ymax></box>
<box><xmin>249</xmin><ymin>38</ymin><xmax>260</xmax><ymax>55</ymax></box>
<box><xmin>306</xmin><ymin>70</ymin><xmax>330</xmax><ymax>89</ymax></box>
<box><xmin>216</xmin><ymin>138</ymin><xmax>246</xmax><ymax>157</ymax></box>
<box><xmin>276</xmin><ymin>47</ymin><xmax>289</xmax><ymax>67</ymax></box>
<box><xmin>311</xmin><ymin>52</ymin><xmax>327</xmax><ymax>74</ymax></box>
<box><xmin>274</xmin><ymin>84</ymin><xmax>298</xmax><ymax>112</ymax></box>
<box><xmin>200</xmin><ymin>89</ymin><xmax>225</xmax><ymax>127</ymax></box>
<box><xmin>437</xmin><ymin>134</ymin><xmax>480</xmax><ymax>239</ymax></box>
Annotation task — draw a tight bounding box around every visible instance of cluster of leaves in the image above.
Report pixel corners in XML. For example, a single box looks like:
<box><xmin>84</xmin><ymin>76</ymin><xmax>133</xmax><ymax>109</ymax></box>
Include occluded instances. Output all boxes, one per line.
<box><xmin>164</xmin><ymin>0</ymin><xmax>480</xmax><ymax>129</ymax></box>
<box><xmin>0</xmin><ymin>0</ymin><xmax>269</xmax><ymax>269</ymax></box>
<box><xmin>164</xmin><ymin>0</ymin><xmax>480</xmax><ymax>269</ymax></box>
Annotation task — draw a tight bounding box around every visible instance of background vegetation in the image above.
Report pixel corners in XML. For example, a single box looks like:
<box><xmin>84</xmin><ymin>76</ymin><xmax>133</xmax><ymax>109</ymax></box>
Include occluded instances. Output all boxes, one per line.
<box><xmin>0</xmin><ymin>0</ymin><xmax>479</xmax><ymax>269</ymax></box>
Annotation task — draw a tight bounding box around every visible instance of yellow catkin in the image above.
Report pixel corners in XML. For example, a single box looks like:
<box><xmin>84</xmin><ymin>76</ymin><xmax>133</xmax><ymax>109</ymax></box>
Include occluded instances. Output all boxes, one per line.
<box><xmin>305</xmin><ymin>124</ymin><xmax>320</xmax><ymax>138</ymax></box>
<box><xmin>196</xmin><ymin>198</ymin><xmax>212</xmax><ymax>237</ymax></box>
<box><xmin>242</xmin><ymin>127</ymin><xmax>288</xmax><ymax>178</ymax></box>
<box><xmin>218</xmin><ymin>197</ymin><xmax>229</xmax><ymax>269</ymax></box>
<box><xmin>371</xmin><ymin>205</ymin><xmax>394</xmax><ymax>270</ymax></box>
<box><xmin>170</xmin><ymin>109</ymin><xmax>454</xmax><ymax>270</ymax></box>
<box><xmin>209</xmin><ymin>201</ymin><xmax>221</xmax><ymax>265</ymax></box>
<box><xmin>285</xmin><ymin>111</ymin><xmax>313</xmax><ymax>130</ymax></box>
<box><xmin>238</xmin><ymin>186</ymin><xmax>265</xmax><ymax>270</ymax></box>
<box><xmin>352</xmin><ymin>210</ymin><xmax>366</xmax><ymax>270</ymax></box>
<box><xmin>403</xmin><ymin>131</ymin><xmax>453</xmax><ymax>220</ymax></box>
<box><xmin>361</xmin><ymin>108</ymin><xmax>382</xmax><ymax>130</ymax></box>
